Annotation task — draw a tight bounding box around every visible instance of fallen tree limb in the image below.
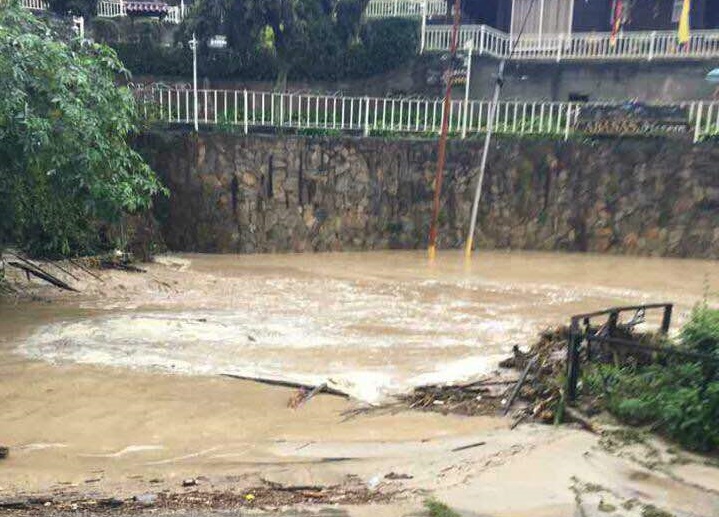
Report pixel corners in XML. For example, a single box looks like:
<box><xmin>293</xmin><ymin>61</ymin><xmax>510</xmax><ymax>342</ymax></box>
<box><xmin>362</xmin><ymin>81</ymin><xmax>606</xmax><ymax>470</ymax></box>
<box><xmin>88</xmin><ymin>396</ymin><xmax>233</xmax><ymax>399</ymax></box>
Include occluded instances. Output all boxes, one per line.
<box><xmin>221</xmin><ymin>374</ymin><xmax>349</xmax><ymax>398</ymax></box>
<box><xmin>7</xmin><ymin>262</ymin><xmax>78</xmax><ymax>292</ymax></box>
<box><xmin>8</xmin><ymin>253</ymin><xmax>79</xmax><ymax>290</ymax></box>
<box><xmin>68</xmin><ymin>258</ymin><xmax>104</xmax><ymax>282</ymax></box>
<box><xmin>45</xmin><ymin>260</ymin><xmax>81</xmax><ymax>281</ymax></box>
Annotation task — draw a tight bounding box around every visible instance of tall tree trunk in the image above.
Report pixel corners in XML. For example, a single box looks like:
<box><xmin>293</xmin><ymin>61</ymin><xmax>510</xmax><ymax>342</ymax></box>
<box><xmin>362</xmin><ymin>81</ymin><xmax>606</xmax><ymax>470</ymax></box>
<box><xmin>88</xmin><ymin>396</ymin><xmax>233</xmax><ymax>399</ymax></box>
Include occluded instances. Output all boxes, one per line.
<box><xmin>275</xmin><ymin>61</ymin><xmax>289</xmax><ymax>92</ymax></box>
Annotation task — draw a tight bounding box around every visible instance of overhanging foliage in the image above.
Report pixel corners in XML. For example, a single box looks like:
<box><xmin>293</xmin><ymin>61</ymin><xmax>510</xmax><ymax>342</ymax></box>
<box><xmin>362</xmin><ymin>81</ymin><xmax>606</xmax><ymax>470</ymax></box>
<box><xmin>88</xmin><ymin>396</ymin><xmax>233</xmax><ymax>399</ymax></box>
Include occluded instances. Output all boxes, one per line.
<box><xmin>0</xmin><ymin>2</ymin><xmax>165</xmax><ymax>257</ymax></box>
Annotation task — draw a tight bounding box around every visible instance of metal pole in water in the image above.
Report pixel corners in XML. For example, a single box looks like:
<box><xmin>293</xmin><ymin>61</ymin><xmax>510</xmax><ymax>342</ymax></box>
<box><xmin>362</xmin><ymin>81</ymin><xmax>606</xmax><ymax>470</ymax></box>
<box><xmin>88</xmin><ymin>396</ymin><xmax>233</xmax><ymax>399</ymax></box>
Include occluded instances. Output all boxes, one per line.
<box><xmin>427</xmin><ymin>0</ymin><xmax>462</xmax><ymax>260</ymax></box>
<box><xmin>190</xmin><ymin>33</ymin><xmax>199</xmax><ymax>132</ymax></box>
<box><xmin>464</xmin><ymin>0</ymin><xmax>538</xmax><ymax>259</ymax></box>
<box><xmin>464</xmin><ymin>59</ymin><xmax>505</xmax><ymax>258</ymax></box>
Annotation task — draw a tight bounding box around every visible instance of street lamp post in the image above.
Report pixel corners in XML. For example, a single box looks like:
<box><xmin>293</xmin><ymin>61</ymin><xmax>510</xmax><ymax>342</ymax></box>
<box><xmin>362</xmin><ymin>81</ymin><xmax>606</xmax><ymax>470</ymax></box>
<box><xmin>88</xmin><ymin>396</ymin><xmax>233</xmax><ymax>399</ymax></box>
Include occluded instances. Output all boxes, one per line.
<box><xmin>189</xmin><ymin>33</ymin><xmax>199</xmax><ymax>132</ymax></box>
<box><xmin>461</xmin><ymin>39</ymin><xmax>473</xmax><ymax>139</ymax></box>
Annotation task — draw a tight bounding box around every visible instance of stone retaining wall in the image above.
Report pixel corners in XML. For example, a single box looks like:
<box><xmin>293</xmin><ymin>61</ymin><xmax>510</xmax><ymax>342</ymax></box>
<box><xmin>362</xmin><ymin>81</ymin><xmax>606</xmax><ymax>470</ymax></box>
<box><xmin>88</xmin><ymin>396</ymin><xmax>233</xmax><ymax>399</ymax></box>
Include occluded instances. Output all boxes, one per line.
<box><xmin>137</xmin><ymin>132</ymin><xmax>719</xmax><ymax>258</ymax></box>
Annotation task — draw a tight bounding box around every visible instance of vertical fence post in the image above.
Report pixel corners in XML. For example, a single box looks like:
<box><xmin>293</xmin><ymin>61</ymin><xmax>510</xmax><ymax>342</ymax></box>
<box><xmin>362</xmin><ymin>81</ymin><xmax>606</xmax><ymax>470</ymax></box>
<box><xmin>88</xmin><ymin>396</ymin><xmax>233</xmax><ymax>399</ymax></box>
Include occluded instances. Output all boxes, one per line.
<box><xmin>243</xmin><ymin>90</ymin><xmax>248</xmax><ymax>134</ymax></box>
<box><xmin>566</xmin><ymin>318</ymin><xmax>582</xmax><ymax>403</ymax></box>
<box><xmin>564</xmin><ymin>103</ymin><xmax>573</xmax><ymax>141</ymax></box>
<box><xmin>694</xmin><ymin>101</ymin><xmax>704</xmax><ymax>143</ymax></box>
<box><xmin>556</xmin><ymin>34</ymin><xmax>563</xmax><ymax>62</ymax></box>
<box><xmin>661</xmin><ymin>304</ymin><xmax>673</xmax><ymax>334</ymax></box>
<box><xmin>648</xmin><ymin>31</ymin><xmax>656</xmax><ymax>61</ymax></box>
<box><xmin>364</xmin><ymin>97</ymin><xmax>371</xmax><ymax>137</ymax></box>
<box><xmin>479</xmin><ymin>25</ymin><xmax>485</xmax><ymax>55</ymax></box>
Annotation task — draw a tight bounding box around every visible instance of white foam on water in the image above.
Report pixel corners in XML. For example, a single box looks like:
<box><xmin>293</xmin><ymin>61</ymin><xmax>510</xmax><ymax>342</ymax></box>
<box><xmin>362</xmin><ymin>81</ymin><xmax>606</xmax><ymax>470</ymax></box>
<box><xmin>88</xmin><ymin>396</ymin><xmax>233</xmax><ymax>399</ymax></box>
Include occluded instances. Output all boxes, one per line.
<box><xmin>80</xmin><ymin>445</ymin><xmax>165</xmax><ymax>458</ymax></box>
<box><xmin>18</xmin><ymin>271</ymin><xmax>580</xmax><ymax>404</ymax></box>
<box><xmin>19</xmin><ymin>305</ymin><xmax>529</xmax><ymax>403</ymax></box>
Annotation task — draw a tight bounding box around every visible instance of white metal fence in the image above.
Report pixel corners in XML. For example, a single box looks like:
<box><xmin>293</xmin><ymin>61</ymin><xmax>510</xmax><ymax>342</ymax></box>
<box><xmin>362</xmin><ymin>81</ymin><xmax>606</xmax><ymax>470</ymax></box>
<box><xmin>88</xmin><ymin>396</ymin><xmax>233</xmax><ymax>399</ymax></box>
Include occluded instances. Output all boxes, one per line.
<box><xmin>94</xmin><ymin>0</ymin><xmax>183</xmax><ymax>23</ymax></box>
<box><xmin>20</xmin><ymin>0</ymin><xmax>48</xmax><ymax>10</ymax></box>
<box><xmin>136</xmin><ymin>88</ymin><xmax>719</xmax><ymax>142</ymax></box>
<box><xmin>365</xmin><ymin>0</ymin><xmax>446</xmax><ymax>19</ymax></box>
<box><xmin>96</xmin><ymin>0</ymin><xmax>125</xmax><ymax>17</ymax></box>
<box><xmin>425</xmin><ymin>25</ymin><xmax>719</xmax><ymax>61</ymax></box>
<box><xmin>693</xmin><ymin>101</ymin><xmax>719</xmax><ymax>142</ymax></box>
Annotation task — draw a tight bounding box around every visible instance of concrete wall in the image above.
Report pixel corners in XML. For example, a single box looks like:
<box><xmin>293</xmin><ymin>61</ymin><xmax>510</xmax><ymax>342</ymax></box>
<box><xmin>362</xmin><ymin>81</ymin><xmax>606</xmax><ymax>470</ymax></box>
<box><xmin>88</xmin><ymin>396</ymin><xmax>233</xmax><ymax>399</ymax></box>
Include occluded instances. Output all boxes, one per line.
<box><xmin>137</xmin><ymin>131</ymin><xmax>719</xmax><ymax>258</ymax></box>
<box><xmin>469</xmin><ymin>58</ymin><xmax>717</xmax><ymax>102</ymax></box>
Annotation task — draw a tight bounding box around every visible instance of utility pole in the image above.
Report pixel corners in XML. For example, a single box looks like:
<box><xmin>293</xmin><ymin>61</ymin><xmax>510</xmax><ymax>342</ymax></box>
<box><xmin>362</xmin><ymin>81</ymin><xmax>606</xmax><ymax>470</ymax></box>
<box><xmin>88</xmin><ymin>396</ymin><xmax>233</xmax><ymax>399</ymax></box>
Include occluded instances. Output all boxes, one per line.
<box><xmin>189</xmin><ymin>33</ymin><xmax>199</xmax><ymax>132</ymax></box>
<box><xmin>464</xmin><ymin>0</ymin><xmax>537</xmax><ymax>258</ymax></box>
<box><xmin>464</xmin><ymin>59</ymin><xmax>506</xmax><ymax>258</ymax></box>
<box><xmin>427</xmin><ymin>0</ymin><xmax>462</xmax><ymax>260</ymax></box>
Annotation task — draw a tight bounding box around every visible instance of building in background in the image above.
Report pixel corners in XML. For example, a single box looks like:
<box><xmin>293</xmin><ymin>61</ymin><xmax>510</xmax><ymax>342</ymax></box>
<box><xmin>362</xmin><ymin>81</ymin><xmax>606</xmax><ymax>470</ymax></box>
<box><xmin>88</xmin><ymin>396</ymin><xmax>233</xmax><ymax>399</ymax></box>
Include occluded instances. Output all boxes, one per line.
<box><xmin>464</xmin><ymin>0</ymin><xmax>719</xmax><ymax>34</ymax></box>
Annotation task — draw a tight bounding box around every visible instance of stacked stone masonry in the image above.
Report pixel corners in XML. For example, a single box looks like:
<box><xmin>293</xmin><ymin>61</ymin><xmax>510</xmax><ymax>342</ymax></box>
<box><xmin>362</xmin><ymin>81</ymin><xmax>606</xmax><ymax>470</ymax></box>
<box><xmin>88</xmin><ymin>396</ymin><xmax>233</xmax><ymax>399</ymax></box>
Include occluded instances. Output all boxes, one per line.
<box><xmin>137</xmin><ymin>132</ymin><xmax>719</xmax><ymax>258</ymax></box>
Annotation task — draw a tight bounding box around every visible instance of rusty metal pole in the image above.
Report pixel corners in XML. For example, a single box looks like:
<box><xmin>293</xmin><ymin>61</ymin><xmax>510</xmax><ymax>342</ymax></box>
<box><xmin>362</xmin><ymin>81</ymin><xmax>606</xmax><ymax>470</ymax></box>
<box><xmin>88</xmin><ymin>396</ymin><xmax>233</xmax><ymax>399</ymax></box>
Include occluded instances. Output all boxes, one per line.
<box><xmin>428</xmin><ymin>0</ymin><xmax>462</xmax><ymax>260</ymax></box>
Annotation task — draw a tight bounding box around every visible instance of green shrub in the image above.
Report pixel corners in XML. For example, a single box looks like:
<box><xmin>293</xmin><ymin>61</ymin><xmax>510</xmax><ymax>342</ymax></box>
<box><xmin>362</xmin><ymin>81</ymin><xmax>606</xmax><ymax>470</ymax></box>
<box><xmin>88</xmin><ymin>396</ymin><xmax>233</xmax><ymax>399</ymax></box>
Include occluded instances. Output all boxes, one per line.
<box><xmin>91</xmin><ymin>18</ymin><xmax>120</xmax><ymax>44</ymax></box>
<box><xmin>584</xmin><ymin>306</ymin><xmax>719</xmax><ymax>452</ymax></box>
<box><xmin>680</xmin><ymin>303</ymin><xmax>719</xmax><ymax>357</ymax></box>
<box><xmin>588</xmin><ymin>362</ymin><xmax>719</xmax><ymax>452</ymax></box>
<box><xmin>425</xmin><ymin>499</ymin><xmax>462</xmax><ymax>517</ymax></box>
<box><xmin>48</xmin><ymin>0</ymin><xmax>97</xmax><ymax>18</ymax></box>
<box><xmin>131</xmin><ymin>18</ymin><xmax>162</xmax><ymax>46</ymax></box>
<box><xmin>110</xmin><ymin>18</ymin><xmax>419</xmax><ymax>82</ymax></box>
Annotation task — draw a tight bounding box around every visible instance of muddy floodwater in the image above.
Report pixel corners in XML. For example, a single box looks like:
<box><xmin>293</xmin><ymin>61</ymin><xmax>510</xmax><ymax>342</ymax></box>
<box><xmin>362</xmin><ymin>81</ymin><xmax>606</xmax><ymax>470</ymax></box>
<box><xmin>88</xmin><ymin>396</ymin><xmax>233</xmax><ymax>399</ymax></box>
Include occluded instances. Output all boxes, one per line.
<box><xmin>2</xmin><ymin>250</ymin><xmax>719</xmax><ymax>516</ymax></box>
<box><xmin>5</xmin><ymin>250</ymin><xmax>718</xmax><ymax>402</ymax></box>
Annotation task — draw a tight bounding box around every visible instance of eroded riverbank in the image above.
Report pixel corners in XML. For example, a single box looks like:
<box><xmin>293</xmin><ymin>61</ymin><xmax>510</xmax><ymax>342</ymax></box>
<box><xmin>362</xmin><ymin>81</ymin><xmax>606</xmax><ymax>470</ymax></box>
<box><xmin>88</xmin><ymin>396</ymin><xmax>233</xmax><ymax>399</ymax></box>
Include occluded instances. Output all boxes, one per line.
<box><xmin>1</xmin><ymin>250</ymin><xmax>718</xmax><ymax>516</ymax></box>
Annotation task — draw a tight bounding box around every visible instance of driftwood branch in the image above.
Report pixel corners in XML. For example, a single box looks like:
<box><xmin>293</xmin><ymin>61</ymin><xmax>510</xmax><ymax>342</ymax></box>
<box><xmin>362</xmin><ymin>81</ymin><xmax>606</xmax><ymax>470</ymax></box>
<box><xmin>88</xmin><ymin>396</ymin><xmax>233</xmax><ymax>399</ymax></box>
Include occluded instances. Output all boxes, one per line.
<box><xmin>7</xmin><ymin>262</ymin><xmax>78</xmax><ymax>292</ymax></box>
<box><xmin>221</xmin><ymin>374</ymin><xmax>349</xmax><ymax>398</ymax></box>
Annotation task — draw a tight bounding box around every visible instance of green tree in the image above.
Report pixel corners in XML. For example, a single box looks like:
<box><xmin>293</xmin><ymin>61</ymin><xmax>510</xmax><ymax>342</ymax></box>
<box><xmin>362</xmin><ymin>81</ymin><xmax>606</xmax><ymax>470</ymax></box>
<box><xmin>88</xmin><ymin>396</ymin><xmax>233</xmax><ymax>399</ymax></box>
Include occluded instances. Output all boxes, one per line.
<box><xmin>180</xmin><ymin>0</ymin><xmax>371</xmax><ymax>89</ymax></box>
<box><xmin>0</xmin><ymin>2</ymin><xmax>165</xmax><ymax>257</ymax></box>
<box><xmin>48</xmin><ymin>0</ymin><xmax>98</xmax><ymax>19</ymax></box>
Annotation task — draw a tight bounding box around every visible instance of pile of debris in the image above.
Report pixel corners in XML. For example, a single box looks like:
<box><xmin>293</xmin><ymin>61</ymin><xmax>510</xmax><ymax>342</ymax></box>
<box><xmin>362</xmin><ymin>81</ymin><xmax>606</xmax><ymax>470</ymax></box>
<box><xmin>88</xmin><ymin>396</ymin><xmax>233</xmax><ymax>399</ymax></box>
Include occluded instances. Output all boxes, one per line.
<box><xmin>0</xmin><ymin>482</ymin><xmax>397</xmax><ymax>515</ymax></box>
<box><xmin>402</xmin><ymin>327</ymin><xmax>574</xmax><ymax>426</ymax></box>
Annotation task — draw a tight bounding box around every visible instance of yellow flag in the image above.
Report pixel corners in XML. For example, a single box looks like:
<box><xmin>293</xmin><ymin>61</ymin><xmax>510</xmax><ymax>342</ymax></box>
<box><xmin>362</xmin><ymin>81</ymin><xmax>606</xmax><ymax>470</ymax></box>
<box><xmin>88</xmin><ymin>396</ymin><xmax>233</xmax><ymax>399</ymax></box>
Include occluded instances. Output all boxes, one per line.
<box><xmin>678</xmin><ymin>0</ymin><xmax>691</xmax><ymax>45</ymax></box>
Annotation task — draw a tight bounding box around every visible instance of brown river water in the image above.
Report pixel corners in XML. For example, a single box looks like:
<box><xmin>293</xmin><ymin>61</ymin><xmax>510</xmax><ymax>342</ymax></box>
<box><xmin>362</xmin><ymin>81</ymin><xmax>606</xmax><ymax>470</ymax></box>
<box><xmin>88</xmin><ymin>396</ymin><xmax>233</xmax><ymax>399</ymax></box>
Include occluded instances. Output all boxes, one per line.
<box><xmin>3</xmin><ymin>250</ymin><xmax>717</xmax><ymax>403</ymax></box>
<box><xmin>1</xmin><ymin>250</ymin><xmax>719</xmax><ymax>515</ymax></box>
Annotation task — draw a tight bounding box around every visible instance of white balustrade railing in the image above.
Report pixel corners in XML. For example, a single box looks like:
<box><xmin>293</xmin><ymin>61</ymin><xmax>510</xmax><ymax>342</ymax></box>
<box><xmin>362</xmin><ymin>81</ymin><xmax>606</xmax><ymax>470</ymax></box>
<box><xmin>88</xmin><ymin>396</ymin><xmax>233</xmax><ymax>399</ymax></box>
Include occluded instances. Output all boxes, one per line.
<box><xmin>96</xmin><ymin>0</ymin><xmax>126</xmax><ymax>17</ymax></box>
<box><xmin>138</xmin><ymin>88</ymin><xmax>581</xmax><ymax>140</ymax></box>
<box><xmin>137</xmin><ymin>88</ymin><xmax>719</xmax><ymax>142</ymax></box>
<box><xmin>166</xmin><ymin>5</ymin><xmax>182</xmax><ymax>24</ymax></box>
<box><xmin>425</xmin><ymin>24</ymin><xmax>719</xmax><ymax>61</ymax></box>
<box><xmin>693</xmin><ymin>101</ymin><xmax>719</xmax><ymax>142</ymax></box>
<box><xmin>20</xmin><ymin>0</ymin><xmax>48</xmax><ymax>10</ymax></box>
<box><xmin>365</xmin><ymin>0</ymin><xmax>446</xmax><ymax>19</ymax></box>
<box><xmin>94</xmin><ymin>0</ymin><xmax>183</xmax><ymax>23</ymax></box>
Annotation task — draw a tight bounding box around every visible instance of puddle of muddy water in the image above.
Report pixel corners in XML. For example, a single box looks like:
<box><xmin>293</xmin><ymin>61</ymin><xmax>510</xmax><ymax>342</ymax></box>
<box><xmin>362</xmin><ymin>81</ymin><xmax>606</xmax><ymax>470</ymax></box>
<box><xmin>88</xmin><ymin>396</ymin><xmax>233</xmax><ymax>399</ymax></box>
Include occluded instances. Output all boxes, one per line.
<box><xmin>6</xmin><ymin>250</ymin><xmax>719</xmax><ymax>403</ymax></box>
